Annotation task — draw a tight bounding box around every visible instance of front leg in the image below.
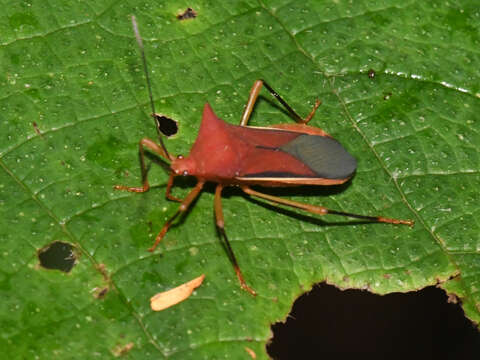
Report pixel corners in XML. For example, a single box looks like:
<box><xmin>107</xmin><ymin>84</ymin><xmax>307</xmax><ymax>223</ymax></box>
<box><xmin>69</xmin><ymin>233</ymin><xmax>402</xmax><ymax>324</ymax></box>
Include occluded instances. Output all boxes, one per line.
<box><xmin>149</xmin><ymin>180</ymin><xmax>205</xmax><ymax>252</ymax></box>
<box><xmin>114</xmin><ymin>138</ymin><xmax>171</xmax><ymax>193</ymax></box>
<box><xmin>165</xmin><ymin>173</ymin><xmax>182</xmax><ymax>202</ymax></box>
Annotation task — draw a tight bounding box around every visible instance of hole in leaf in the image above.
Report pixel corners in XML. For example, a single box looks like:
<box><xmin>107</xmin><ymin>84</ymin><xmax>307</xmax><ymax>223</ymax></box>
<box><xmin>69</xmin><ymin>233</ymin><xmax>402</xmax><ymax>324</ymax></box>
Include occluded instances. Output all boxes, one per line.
<box><xmin>267</xmin><ymin>283</ymin><xmax>480</xmax><ymax>359</ymax></box>
<box><xmin>38</xmin><ymin>241</ymin><xmax>76</xmax><ymax>273</ymax></box>
<box><xmin>177</xmin><ymin>7</ymin><xmax>197</xmax><ymax>21</ymax></box>
<box><xmin>154</xmin><ymin>114</ymin><xmax>178</xmax><ymax>137</ymax></box>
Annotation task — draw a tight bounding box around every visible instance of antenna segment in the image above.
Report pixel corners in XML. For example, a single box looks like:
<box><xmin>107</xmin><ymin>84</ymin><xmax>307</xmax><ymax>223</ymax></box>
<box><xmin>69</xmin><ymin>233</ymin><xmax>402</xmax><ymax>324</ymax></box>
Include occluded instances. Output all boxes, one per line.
<box><xmin>131</xmin><ymin>15</ymin><xmax>171</xmax><ymax>160</ymax></box>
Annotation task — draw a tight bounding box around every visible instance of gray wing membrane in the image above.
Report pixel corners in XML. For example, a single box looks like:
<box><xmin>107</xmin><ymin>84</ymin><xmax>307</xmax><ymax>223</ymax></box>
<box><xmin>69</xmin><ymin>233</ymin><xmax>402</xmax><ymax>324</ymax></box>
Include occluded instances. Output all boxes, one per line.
<box><xmin>279</xmin><ymin>134</ymin><xmax>357</xmax><ymax>179</ymax></box>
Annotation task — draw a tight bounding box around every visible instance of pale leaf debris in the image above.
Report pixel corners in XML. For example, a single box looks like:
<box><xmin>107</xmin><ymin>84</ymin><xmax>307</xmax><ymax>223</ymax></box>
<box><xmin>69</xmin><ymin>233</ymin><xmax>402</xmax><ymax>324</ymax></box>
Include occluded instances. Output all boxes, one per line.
<box><xmin>150</xmin><ymin>274</ymin><xmax>205</xmax><ymax>311</ymax></box>
<box><xmin>245</xmin><ymin>346</ymin><xmax>257</xmax><ymax>359</ymax></box>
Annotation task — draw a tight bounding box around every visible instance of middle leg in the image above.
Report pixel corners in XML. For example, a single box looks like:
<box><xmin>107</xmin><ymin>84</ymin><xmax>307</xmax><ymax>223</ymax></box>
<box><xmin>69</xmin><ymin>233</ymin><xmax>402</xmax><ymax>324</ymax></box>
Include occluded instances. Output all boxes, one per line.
<box><xmin>214</xmin><ymin>184</ymin><xmax>257</xmax><ymax>296</ymax></box>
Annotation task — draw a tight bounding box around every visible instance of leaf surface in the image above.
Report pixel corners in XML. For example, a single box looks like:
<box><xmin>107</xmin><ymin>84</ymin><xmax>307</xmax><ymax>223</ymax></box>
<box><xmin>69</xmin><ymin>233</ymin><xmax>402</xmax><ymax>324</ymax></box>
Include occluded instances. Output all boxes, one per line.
<box><xmin>1</xmin><ymin>1</ymin><xmax>479</xmax><ymax>358</ymax></box>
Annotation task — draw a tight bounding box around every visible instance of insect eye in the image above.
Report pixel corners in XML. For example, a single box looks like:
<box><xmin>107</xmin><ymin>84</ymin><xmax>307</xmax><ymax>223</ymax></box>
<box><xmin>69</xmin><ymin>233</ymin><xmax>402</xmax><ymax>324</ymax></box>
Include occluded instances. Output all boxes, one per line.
<box><xmin>182</xmin><ymin>170</ymin><xmax>188</xmax><ymax>176</ymax></box>
<box><xmin>177</xmin><ymin>155</ymin><xmax>184</xmax><ymax>160</ymax></box>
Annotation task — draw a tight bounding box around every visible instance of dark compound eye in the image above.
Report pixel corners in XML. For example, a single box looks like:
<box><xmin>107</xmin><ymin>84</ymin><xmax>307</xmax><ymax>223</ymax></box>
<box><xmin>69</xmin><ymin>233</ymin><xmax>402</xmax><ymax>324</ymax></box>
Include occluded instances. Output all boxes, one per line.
<box><xmin>182</xmin><ymin>170</ymin><xmax>189</xmax><ymax>176</ymax></box>
<box><xmin>177</xmin><ymin>155</ymin><xmax>184</xmax><ymax>160</ymax></box>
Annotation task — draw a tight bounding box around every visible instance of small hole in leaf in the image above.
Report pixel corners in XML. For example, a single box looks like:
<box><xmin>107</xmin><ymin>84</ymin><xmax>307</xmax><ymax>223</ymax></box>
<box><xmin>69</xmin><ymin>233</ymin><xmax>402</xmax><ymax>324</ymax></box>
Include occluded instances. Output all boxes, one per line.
<box><xmin>267</xmin><ymin>283</ymin><xmax>480</xmax><ymax>359</ymax></box>
<box><xmin>38</xmin><ymin>241</ymin><xmax>76</xmax><ymax>273</ymax></box>
<box><xmin>177</xmin><ymin>7</ymin><xmax>197</xmax><ymax>21</ymax></box>
<box><xmin>154</xmin><ymin>114</ymin><xmax>178</xmax><ymax>137</ymax></box>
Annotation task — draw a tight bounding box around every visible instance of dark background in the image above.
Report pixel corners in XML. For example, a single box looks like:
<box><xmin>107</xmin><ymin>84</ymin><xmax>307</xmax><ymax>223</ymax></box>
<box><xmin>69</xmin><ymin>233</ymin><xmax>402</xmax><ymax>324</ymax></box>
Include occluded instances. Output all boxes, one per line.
<box><xmin>268</xmin><ymin>283</ymin><xmax>480</xmax><ymax>359</ymax></box>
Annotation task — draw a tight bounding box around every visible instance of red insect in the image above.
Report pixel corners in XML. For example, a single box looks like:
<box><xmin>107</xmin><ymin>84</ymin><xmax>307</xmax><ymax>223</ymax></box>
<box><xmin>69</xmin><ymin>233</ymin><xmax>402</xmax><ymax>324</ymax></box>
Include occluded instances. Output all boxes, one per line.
<box><xmin>116</xmin><ymin>17</ymin><xmax>414</xmax><ymax>295</ymax></box>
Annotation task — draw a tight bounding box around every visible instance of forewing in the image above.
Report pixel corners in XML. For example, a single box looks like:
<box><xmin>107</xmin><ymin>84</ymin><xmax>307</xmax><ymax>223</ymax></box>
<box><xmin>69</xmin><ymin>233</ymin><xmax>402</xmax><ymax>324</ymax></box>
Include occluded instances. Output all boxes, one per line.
<box><xmin>279</xmin><ymin>134</ymin><xmax>357</xmax><ymax>179</ymax></box>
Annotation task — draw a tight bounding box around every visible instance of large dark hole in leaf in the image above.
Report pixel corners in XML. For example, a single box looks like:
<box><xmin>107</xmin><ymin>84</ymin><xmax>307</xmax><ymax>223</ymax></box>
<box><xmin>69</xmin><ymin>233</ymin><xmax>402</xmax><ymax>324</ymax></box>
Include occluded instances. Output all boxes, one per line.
<box><xmin>38</xmin><ymin>241</ymin><xmax>76</xmax><ymax>273</ymax></box>
<box><xmin>267</xmin><ymin>283</ymin><xmax>480</xmax><ymax>359</ymax></box>
<box><xmin>154</xmin><ymin>114</ymin><xmax>178</xmax><ymax>137</ymax></box>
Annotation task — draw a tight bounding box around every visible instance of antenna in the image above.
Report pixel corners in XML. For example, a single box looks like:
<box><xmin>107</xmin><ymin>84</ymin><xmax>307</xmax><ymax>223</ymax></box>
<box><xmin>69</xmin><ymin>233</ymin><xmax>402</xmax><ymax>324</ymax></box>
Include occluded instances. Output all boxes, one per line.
<box><xmin>131</xmin><ymin>15</ymin><xmax>171</xmax><ymax>161</ymax></box>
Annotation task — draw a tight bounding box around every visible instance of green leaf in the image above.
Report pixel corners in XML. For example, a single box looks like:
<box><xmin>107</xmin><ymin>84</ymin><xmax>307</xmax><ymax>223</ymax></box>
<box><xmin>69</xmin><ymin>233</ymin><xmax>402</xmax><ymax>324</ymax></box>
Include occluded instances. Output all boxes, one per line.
<box><xmin>1</xmin><ymin>0</ymin><xmax>478</xmax><ymax>358</ymax></box>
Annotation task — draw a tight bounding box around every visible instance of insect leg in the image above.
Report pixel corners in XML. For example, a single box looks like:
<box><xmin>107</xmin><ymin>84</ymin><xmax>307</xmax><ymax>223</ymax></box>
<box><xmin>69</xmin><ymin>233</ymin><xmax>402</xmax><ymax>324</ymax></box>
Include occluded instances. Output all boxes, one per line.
<box><xmin>261</xmin><ymin>80</ymin><xmax>321</xmax><ymax>124</ymax></box>
<box><xmin>148</xmin><ymin>181</ymin><xmax>205</xmax><ymax>252</ymax></box>
<box><xmin>240</xmin><ymin>80</ymin><xmax>262</xmax><ymax>126</ymax></box>
<box><xmin>214</xmin><ymin>185</ymin><xmax>257</xmax><ymax>296</ymax></box>
<box><xmin>240</xmin><ymin>80</ymin><xmax>321</xmax><ymax>126</ymax></box>
<box><xmin>241</xmin><ymin>186</ymin><xmax>414</xmax><ymax>226</ymax></box>
<box><xmin>114</xmin><ymin>138</ymin><xmax>171</xmax><ymax>193</ymax></box>
<box><xmin>165</xmin><ymin>174</ymin><xmax>182</xmax><ymax>202</ymax></box>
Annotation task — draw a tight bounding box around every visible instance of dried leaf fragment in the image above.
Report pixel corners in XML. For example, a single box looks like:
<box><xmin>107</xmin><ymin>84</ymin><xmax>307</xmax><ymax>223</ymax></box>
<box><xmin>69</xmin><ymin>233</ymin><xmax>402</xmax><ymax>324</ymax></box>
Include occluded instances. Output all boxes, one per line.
<box><xmin>112</xmin><ymin>342</ymin><xmax>134</xmax><ymax>357</ymax></box>
<box><xmin>150</xmin><ymin>274</ymin><xmax>205</xmax><ymax>311</ymax></box>
<box><xmin>245</xmin><ymin>346</ymin><xmax>257</xmax><ymax>359</ymax></box>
